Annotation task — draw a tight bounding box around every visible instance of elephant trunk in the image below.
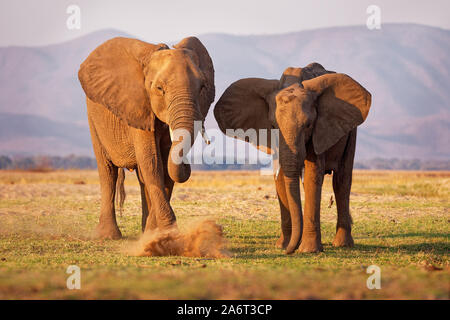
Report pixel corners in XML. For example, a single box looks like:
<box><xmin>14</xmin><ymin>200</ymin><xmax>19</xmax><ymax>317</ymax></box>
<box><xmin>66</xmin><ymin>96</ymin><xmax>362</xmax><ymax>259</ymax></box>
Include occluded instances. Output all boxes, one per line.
<box><xmin>279</xmin><ymin>134</ymin><xmax>306</xmax><ymax>254</ymax></box>
<box><xmin>283</xmin><ymin>176</ymin><xmax>303</xmax><ymax>254</ymax></box>
<box><xmin>167</xmin><ymin>97</ymin><xmax>202</xmax><ymax>183</ymax></box>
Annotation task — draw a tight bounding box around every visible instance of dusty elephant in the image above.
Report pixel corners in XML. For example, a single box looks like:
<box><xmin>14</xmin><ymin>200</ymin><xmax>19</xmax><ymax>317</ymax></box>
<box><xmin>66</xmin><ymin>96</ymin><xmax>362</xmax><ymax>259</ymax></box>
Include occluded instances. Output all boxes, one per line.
<box><xmin>214</xmin><ymin>63</ymin><xmax>371</xmax><ymax>254</ymax></box>
<box><xmin>78</xmin><ymin>36</ymin><xmax>214</xmax><ymax>239</ymax></box>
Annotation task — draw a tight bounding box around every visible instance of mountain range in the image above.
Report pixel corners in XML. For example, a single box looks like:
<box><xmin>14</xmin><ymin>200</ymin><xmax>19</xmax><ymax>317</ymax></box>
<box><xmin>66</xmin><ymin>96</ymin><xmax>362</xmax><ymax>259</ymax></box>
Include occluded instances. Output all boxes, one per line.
<box><xmin>0</xmin><ymin>24</ymin><xmax>449</xmax><ymax>159</ymax></box>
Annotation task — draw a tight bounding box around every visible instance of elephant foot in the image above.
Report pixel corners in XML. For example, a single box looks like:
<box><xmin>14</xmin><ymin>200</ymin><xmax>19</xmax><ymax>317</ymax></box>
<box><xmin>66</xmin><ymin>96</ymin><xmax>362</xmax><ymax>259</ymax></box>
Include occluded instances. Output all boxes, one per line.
<box><xmin>298</xmin><ymin>236</ymin><xmax>323</xmax><ymax>253</ymax></box>
<box><xmin>95</xmin><ymin>223</ymin><xmax>122</xmax><ymax>240</ymax></box>
<box><xmin>275</xmin><ymin>235</ymin><xmax>290</xmax><ymax>249</ymax></box>
<box><xmin>332</xmin><ymin>228</ymin><xmax>354</xmax><ymax>247</ymax></box>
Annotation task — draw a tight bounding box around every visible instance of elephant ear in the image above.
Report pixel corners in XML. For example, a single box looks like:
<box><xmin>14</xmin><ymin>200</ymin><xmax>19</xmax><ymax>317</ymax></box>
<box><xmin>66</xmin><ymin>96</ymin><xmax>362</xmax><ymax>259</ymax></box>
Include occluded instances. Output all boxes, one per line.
<box><xmin>279</xmin><ymin>63</ymin><xmax>333</xmax><ymax>88</ymax></box>
<box><xmin>302</xmin><ymin>73</ymin><xmax>371</xmax><ymax>155</ymax></box>
<box><xmin>300</xmin><ymin>62</ymin><xmax>334</xmax><ymax>81</ymax></box>
<box><xmin>214</xmin><ymin>78</ymin><xmax>279</xmax><ymax>154</ymax></box>
<box><xmin>173</xmin><ymin>37</ymin><xmax>215</xmax><ymax>120</ymax></box>
<box><xmin>78</xmin><ymin>37</ymin><xmax>167</xmax><ymax>131</ymax></box>
<box><xmin>279</xmin><ymin>67</ymin><xmax>302</xmax><ymax>88</ymax></box>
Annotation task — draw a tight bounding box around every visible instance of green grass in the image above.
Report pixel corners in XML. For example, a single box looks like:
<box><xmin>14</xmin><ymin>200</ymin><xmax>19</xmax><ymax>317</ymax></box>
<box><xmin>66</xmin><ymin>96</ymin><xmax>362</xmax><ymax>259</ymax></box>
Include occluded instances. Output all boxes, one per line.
<box><xmin>0</xmin><ymin>170</ymin><xmax>448</xmax><ymax>299</ymax></box>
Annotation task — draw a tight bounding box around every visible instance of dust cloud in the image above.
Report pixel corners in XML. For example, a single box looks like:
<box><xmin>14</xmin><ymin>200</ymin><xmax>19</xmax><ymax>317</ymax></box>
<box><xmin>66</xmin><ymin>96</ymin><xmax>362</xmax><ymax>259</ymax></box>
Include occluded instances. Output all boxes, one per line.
<box><xmin>126</xmin><ymin>220</ymin><xmax>230</xmax><ymax>258</ymax></box>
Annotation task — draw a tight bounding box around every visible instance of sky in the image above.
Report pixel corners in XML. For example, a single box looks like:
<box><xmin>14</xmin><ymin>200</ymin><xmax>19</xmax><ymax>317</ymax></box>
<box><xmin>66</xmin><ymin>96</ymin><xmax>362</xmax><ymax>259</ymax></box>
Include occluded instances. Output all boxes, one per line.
<box><xmin>0</xmin><ymin>0</ymin><xmax>449</xmax><ymax>46</ymax></box>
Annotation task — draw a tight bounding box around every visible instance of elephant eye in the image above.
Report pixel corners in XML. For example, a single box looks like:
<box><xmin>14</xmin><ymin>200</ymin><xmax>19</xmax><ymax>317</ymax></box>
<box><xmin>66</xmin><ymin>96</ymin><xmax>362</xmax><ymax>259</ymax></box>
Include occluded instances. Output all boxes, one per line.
<box><xmin>154</xmin><ymin>83</ymin><xmax>165</xmax><ymax>94</ymax></box>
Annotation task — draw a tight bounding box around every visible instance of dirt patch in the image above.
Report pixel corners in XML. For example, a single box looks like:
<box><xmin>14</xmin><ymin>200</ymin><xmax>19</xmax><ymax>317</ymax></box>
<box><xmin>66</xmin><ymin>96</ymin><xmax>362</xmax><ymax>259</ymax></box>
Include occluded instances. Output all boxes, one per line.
<box><xmin>126</xmin><ymin>220</ymin><xmax>230</xmax><ymax>258</ymax></box>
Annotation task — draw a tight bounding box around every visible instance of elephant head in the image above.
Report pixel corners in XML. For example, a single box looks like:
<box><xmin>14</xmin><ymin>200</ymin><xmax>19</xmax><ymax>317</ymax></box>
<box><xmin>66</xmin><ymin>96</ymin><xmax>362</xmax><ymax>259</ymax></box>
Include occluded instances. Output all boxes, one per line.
<box><xmin>214</xmin><ymin>63</ymin><xmax>371</xmax><ymax>253</ymax></box>
<box><xmin>78</xmin><ymin>37</ymin><xmax>215</xmax><ymax>183</ymax></box>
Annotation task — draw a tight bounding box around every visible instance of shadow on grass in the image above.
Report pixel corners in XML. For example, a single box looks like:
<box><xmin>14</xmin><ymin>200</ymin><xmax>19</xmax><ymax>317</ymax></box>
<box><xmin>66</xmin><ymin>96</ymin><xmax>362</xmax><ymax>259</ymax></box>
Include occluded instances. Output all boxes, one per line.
<box><xmin>227</xmin><ymin>239</ymin><xmax>449</xmax><ymax>260</ymax></box>
<box><xmin>377</xmin><ymin>232</ymin><xmax>449</xmax><ymax>239</ymax></box>
<box><xmin>234</xmin><ymin>253</ymin><xmax>286</xmax><ymax>259</ymax></box>
<box><xmin>229</xmin><ymin>245</ymin><xmax>287</xmax><ymax>259</ymax></box>
<box><xmin>245</xmin><ymin>235</ymin><xmax>279</xmax><ymax>240</ymax></box>
<box><xmin>352</xmin><ymin>242</ymin><xmax>449</xmax><ymax>255</ymax></box>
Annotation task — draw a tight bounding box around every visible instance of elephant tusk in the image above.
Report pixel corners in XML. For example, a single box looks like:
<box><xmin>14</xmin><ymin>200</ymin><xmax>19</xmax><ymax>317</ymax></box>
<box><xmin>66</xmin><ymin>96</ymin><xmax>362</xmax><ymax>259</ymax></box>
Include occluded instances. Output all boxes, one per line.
<box><xmin>169</xmin><ymin>127</ymin><xmax>174</xmax><ymax>141</ymax></box>
<box><xmin>301</xmin><ymin>167</ymin><xmax>305</xmax><ymax>184</ymax></box>
<box><xmin>272</xmin><ymin>146</ymin><xmax>280</xmax><ymax>180</ymax></box>
<box><xmin>201</xmin><ymin>125</ymin><xmax>211</xmax><ymax>145</ymax></box>
<box><xmin>273</xmin><ymin>158</ymin><xmax>280</xmax><ymax>180</ymax></box>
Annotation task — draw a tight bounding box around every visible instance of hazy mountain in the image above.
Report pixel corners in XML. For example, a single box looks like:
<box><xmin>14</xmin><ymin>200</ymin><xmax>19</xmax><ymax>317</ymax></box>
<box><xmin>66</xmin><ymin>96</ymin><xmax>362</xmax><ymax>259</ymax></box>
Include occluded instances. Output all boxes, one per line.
<box><xmin>0</xmin><ymin>29</ymin><xmax>129</xmax><ymax>125</ymax></box>
<box><xmin>0</xmin><ymin>24</ymin><xmax>449</xmax><ymax>159</ymax></box>
<box><xmin>0</xmin><ymin>113</ymin><xmax>90</xmax><ymax>155</ymax></box>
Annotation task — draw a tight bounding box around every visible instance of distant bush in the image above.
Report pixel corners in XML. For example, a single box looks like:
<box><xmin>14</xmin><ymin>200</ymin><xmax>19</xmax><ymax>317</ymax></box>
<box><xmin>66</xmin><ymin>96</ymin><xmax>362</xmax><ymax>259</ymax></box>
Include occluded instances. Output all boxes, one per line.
<box><xmin>0</xmin><ymin>155</ymin><xmax>449</xmax><ymax>171</ymax></box>
<box><xmin>191</xmin><ymin>163</ymin><xmax>265</xmax><ymax>171</ymax></box>
<box><xmin>354</xmin><ymin>158</ymin><xmax>450</xmax><ymax>171</ymax></box>
<box><xmin>0</xmin><ymin>155</ymin><xmax>97</xmax><ymax>170</ymax></box>
<box><xmin>0</xmin><ymin>155</ymin><xmax>12</xmax><ymax>169</ymax></box>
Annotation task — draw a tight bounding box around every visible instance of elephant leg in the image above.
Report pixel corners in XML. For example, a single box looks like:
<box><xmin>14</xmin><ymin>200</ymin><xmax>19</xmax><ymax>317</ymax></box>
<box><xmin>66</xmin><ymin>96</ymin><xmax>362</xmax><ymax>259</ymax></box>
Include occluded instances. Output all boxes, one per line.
<box><xmin>139</xmin><ymin>168</ymin><xmax>174</xmax><ymax>232</ymax></box>
<box><xmin>164</xmin><ymin>178</ymin><xmax>174</xmax><ymax>201</ymax></box>
<box><xmin>139</xmin><ymin>128</ymin><xmax>175</xmax><ymax>232</ymax></box>
<box><xmin>146</xmin><ymin>160</ymin><xmax>174</xmax><ymax>230</ymax></box>
<box><xmin>90</xmin><ymin>128</ymin><xmax>122</xmax><ymax>239</ymax></box>
<box><xmin>157</xmin><ymin>126</ymin><xmax>175</xmax><ymax>225</ymax></box>
<box><xmin>298</xmin><ymin>148</ymin><xmax>324</xmax><ymax>253</ymax></box>
<box><xmin>161</xmin><ymin>134</ymin><xmax>175</xmax><ymax>202</ymax></box>
<box><xmin>132</xmin><ymin>129</ymin><xmax>176</xmax><ymax>231</ymax></box>
<box><xmin>136</xmin><ymin>169</ymin><xmax>156</xmax><ymax>233</ymax></box>
<box><xmin>274</xmin><ymin>168</ymin><xmax>291</xmax><ymax>249</ymax></box>
<box><xmin>332</xmin><ymin>130</ymin><xmax>356</xmax><ymax>247</ymax></box>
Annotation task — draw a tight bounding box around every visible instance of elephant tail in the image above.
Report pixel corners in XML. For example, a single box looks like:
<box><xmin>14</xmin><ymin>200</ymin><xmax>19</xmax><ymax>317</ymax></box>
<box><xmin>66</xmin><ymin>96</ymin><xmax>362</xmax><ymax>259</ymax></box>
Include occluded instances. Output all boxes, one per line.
<box><xmin>116</xmin><ymin>168</ymin><xmax>126</xmax><ymax>216</ymax></box>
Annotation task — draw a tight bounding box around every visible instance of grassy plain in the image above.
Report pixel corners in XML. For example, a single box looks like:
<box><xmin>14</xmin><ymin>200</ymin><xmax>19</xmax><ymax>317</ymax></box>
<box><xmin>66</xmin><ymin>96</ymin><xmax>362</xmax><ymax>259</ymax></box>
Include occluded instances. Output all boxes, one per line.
<box><xmin>0</xmin><ymin>169</ymin><xmax>448</xmax><ymax>299</ymax></box>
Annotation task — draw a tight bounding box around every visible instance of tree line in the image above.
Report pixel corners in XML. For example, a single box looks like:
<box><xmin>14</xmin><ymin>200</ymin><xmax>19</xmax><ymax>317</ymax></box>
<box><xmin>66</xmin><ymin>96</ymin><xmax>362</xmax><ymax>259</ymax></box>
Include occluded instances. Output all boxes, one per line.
<box><xmin>0</xmin><ymin>155</ymin><xmax>97</xmax><ymax>170</ymax></box>
<box><xmin>0</xmin><ymin>155</ymin><xmax>448</xmax><ymax>171</ymax></box>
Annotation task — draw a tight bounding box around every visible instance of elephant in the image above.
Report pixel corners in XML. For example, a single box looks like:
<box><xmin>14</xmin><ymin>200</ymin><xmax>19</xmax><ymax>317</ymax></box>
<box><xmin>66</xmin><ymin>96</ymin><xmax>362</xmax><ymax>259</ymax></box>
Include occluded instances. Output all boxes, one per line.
<box><xmin>214</xmin><ymin>63</ymin><xmax>371</xmax><ymax>254</ymax></box>
<box><xmin>78</xmin><ymin>36</ymin><xmax>215</xmax><ymax>239</ymax></box>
